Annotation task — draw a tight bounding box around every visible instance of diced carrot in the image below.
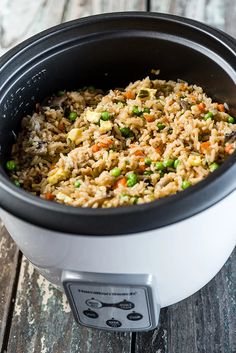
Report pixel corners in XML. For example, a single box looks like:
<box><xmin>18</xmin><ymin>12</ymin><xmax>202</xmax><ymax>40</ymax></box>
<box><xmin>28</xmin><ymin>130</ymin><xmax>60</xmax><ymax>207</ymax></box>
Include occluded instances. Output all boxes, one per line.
<box><xmin>218</xmin><ymin>104</ymin><xmax>225</xmax><ymax>112</ymax></box>
<box><xmin>124</xmin><ymin>91</ymin><xmax>135</xmax><ymax>100</ymax></box>
<box><xmin>98</xmin><ymin>139</ymin><xmax>113</xmax><ymax>148</ymax></box>
<box><xmin>92</xmin><ymin>144</ymin><xmax>100</xmax><ymax>153</ymax></box>
<box><xmin>225</xmin><ymin>144</ymin><xmax>234</xmax><ymax>154</ymax></box>
<box><xmin>155</xmin><ymin>147</ymin><xmax>162</xmax><ymax>154</ymax></box>
<box><xmin>114</xmin><ymin>177</ymin><xmax>127</xmax><ymax>188</ymax></box>
<box><xmin>139</xmin><ymin>164</ymin><xmax>147</xmax><ymax>172</ymax></box>
<box><xmin>144</xmin><ymin>114</ymin><xmax>155</xmax><ymax>122</ymax></box>
<box><xmin>49</xmin><ymin>164</ymin><xmax>56</xmax><ymax>171</ymax></box>
<box><xmin>45</xmin><ymin>192</ymin><xmax>54</xmax><ymax>201</ymax></box>
<box><xmin>104</xmin><ymin>139</ymin><xmax>113</xmax><ymax>146</ymax></box>
<box><xmin>198</xmin><ymin>102</ymin><xmax>206</xmax><ymax>111</ymax></box>
<box><xmin>97</xmin><ymin>143</ymin><xmax>105</xmax><ymax>148</ymax></box>
<box><xmin>200</xmin><ymin>141</ymin><xmax>211</xmax><ymax>153</ymax></box>
<box><xmin>58</xmin><ymin>121</ymin><xmax>65</xmax><ymax>131</ymax></box>
<box><xmin>190</xmin><ymin>94</ymin><xmax>197</xmax><ymax>102</ymax></box>
<box><xmin>179</xmin><ymin>83</ymin><xmax>187</xmax><ymax>91</ymax></box>
<box><xmin>134</xmin><ymin>150</ymin><xmax>145</xmax><ymax>157</ymax></box>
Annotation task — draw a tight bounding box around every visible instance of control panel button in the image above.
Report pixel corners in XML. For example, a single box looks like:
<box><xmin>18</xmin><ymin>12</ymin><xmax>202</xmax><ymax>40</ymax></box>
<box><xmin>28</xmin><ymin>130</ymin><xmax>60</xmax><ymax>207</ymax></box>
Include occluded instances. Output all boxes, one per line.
<box><xmin>106</xmin><ymin>318</ymin><xmax>122</xmax><ymax>328</ymax></box>
<box><xmin>117</xmin><ymin>300</ymin><xmax>135</xmax><ymax>310</ymax></box>
<box><xmin>86</xmin><ymin>298</ymin><xmax>102</xmax><ymax>309</ymax></box>
<box><xmin>83</xmin><ymin>309</ymin><xmax>99</xmax><ymax>319</ymax></box>
<box><xmin>127</xmin><ymin>312</ymin><xmax>143</xmax><ymax>321</ymax></box>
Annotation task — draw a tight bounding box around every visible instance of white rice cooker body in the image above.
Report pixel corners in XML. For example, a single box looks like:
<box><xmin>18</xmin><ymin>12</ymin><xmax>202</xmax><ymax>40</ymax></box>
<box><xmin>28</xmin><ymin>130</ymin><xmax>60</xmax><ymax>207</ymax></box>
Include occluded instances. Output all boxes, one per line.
<box><xmin>1</xmin><ymin>189</ymin><xmax>235</xmax><ymax>331</ymax></box>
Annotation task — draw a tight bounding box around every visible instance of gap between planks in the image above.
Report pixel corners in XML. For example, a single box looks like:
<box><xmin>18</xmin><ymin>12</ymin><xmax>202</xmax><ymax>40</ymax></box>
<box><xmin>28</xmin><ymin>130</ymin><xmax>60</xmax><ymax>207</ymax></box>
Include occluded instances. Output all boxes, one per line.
<box><xmin>0</xmin><ymin>222</ymin><xmax>21</xmax><ymax>353</ymax></box>
<box><xmin>1</xmin><ymin>252</ymin><xmax>22</xmax><ymax>353</ymax></box>
<box><xmin>7</xmin><ymin>257</ymin><xmax>132</xmax><ymax>353</ymax></box>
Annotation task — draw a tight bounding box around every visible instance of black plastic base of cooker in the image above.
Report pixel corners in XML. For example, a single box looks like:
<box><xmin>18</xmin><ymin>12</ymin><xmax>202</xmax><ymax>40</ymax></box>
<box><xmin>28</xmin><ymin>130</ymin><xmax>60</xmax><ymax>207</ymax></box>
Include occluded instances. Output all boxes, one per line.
<box><xmin>0</xmin><ymin>12</ymin><xmax>235</xmax><ymax>235</ymax></box>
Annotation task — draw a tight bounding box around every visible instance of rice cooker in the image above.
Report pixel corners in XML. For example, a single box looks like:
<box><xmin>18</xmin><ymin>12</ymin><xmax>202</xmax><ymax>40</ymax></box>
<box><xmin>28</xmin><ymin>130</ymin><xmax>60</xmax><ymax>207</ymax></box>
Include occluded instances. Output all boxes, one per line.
<box><xmin>0</xmin><ymin>13</ymin><xmax>235</xmax><ymax>332</ymax></box>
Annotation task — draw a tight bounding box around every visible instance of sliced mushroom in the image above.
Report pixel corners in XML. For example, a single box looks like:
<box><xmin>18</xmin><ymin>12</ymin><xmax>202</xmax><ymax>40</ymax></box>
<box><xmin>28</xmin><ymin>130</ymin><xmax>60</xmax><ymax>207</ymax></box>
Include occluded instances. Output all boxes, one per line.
<box><xmin>225</xmin><ymin>131</ymin><xmax>236</xmax><ymax>143</ymax></box>
<box><xmin>180</xmin><ymin>99</ymin><xmax>191</xmax><ymax>110</ymax></box>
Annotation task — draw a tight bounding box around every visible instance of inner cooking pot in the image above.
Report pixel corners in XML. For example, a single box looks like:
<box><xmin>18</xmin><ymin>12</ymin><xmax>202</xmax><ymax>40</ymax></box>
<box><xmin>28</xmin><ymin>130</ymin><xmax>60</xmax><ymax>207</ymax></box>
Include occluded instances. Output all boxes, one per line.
<box><xmin>0</xmin><ymin>12</ymin><xmax>236</xmax><ymax>235</ymax></box>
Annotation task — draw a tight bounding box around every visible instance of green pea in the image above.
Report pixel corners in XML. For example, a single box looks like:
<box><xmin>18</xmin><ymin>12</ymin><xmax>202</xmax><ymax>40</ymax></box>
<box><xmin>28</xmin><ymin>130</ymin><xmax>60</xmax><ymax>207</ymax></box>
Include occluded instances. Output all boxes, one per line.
<box><xmin>57</xmin><ymin>90</ymin><xmax>65</xmax><ymax>97</ymax></box>
<box><xmin>6</xmin><ymin>160</ymin><xmax>17</xmax><ymax>171</ymax></box>
<box><xmin>143</xmin><ymin>170</ymin><xmax>153</xmax><ymax>175</ymax></box>
<box><xmin>163</xmin><ymin>159</ymin><xmax>174</xmax><ymax>168</ymax></box>
<box><xmin>157</xmin><ymin>122</ymin><xmax>166</xmax><ymax>131</ymax></box>
<box><xmin>209</xmin><ymin>163</ymin><xmax>219</xmax><ymax>172</ymax></box>
<box><xmin>155</xmin><ymin>162</ymin><xmax>165</xmax><ymax>171</ymax></box>
<box><xmin>74</xmin><ymin>180</ymin><xmax>81</xmax><ymax>188</ymax></box>
<box><xmin>119</xmin><ymin>127</ymin><xmax>134</xmax><ymax>138</ymax></box>
<box><xmin>143</xmin><ymin>107</ymin><xmax>151</xmax><ymax>114</ymax></box>
<box><xmin>159</xmin><ymin>170</ymin><xmax>165</xmax><ymax>178</ymax></box>
<box><xmin>138</xmin><ymin>89</ymin><xmax>149</xmax><ymax>98</ymax></box>
<box><xmin>204</xmin><ymin>112</ymin><xmax>214</xmax><ymax>120</ymax></box>
<box><xmin>144</xmin><ymin>157</ymin><xmax>152</xmax><ymax>166</ymax></box>
<box><xmin>132</xmin><ymin>196</ymin><xmax>139</xmax><ymax>205</ymax></box>
<box><xmin>14</xmin><ymin>180</ymin><xmax>21</xmax><ymax>187</ymax></box>
<box><xmin>101</xmin><ymin>111</ymin><xmax>111</xmax><ymax>121</ymax></box>
<box><xmin>132</xmin><ymin>106</ymin><xmax>143</xmax><ymax>116</ymax></box>
<box><xmin>174</xmin><ymin>159</ymin><xmax>180</xmax><ymax>168</ymax></box>
<box><xmin>68</xmin><ymin>111</ymin><xmax>78</xmax><ymax>121</ymax></box>
<box><xmin>182</xmin><ymin>180</ymin><xmax>192</xmax><ymax>190</ymax></box>
<box><xmin>127</xmin><ymin>173</ymin><xmax>138</xmax><ymax>187</ymax></box>
<box><xmin>110</xmin><ymin>167</ymin><xmax>121</xmax><ymax>177</ymax></box>
<box><xmin>228</xmin><ymin>116</ymin><xmax>235</xmax><ymax>124</ymax></box>
<box><xmin>87</xmin><ymin>86</ymin><xmax>95</xmax><ymax>92</ymax></box>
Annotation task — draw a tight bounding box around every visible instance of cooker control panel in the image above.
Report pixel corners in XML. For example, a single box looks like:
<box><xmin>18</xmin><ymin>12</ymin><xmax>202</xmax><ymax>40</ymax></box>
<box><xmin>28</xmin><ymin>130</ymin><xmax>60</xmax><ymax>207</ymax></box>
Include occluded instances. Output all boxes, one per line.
<box><xmin>62</xmin><ymin>272</ymin><xmax>160</xmax><ymax>331</ymax></box>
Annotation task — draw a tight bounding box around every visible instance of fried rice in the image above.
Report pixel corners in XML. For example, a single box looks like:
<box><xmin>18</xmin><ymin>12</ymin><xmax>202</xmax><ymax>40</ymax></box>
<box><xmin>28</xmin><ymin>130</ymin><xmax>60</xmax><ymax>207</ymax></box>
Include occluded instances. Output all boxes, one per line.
<box><xmin>8</xmin><ymin>77</ymin><xmax>236</xmax><ymax>208</ymax></box>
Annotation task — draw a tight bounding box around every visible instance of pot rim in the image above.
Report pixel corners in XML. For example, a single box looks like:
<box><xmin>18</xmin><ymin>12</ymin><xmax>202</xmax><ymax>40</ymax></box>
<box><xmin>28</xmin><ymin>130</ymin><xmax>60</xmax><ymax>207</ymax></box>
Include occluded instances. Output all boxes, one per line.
<box><xmin>0</xmin><ymin>12</ymin><xmax>236</xmax><ymax>235</ymax></box>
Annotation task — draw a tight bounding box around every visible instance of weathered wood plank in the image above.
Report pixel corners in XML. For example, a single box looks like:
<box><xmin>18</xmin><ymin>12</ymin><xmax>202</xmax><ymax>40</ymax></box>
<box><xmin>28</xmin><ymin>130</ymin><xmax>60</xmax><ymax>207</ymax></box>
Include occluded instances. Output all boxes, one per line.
<box><xmin>7</xmin><ymin>257</ymin><xmax>132</xmax><ymax>353</ymax></box>
<box><xmin>224</xmin><ymin>0</ymin><xmax>236</xmax><ymax>37</ymax></box>
<box><xmin>0</xmin><ymin>0</ymin><xmax>146</xmax><ymax>57</ymax></box>
<box><xmin>135</xmin><ymin>248</ymin><xmax>236</xmax><ymax>353</ymax></box>
<box><xmin>1</xmin><ymin>1</ymin><xmax>236</xmax><ymax>353</ymax></box>
<box><xmin>0</xmin><ymin>0</ymin><xmax>68</xmax><ymax>56</ymax></box>
<box><xmin>63</xmin><ymin>0</ymin><xmax>146</xmax><ymax>22</ymax></box>
<box><xmin>0</xmin><ymin>220</ymin><xmax>19</xmax><ymax>352</ymax></box>
<box><xmin>150</xmin><ymin>0</ymin><xmax>236</xmax><ymax>37</ymax></box>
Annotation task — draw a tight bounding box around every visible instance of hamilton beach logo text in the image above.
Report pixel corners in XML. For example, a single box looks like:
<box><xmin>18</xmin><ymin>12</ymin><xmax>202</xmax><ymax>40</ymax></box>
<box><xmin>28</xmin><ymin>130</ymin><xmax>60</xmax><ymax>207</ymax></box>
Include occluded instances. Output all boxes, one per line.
<box><xmin>78</xmin><ymin>289</ymin><xmax>137</xmax><ymax>296</ymax></box>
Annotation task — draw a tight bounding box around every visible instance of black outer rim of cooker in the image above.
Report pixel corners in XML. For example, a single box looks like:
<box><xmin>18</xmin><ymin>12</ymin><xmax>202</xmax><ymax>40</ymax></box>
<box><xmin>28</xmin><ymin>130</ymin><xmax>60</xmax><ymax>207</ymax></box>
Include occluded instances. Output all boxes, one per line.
<box><xmin>0</xmin><ymin>12</ymin><xmax>236</xmax><ymax>236</ymax></box>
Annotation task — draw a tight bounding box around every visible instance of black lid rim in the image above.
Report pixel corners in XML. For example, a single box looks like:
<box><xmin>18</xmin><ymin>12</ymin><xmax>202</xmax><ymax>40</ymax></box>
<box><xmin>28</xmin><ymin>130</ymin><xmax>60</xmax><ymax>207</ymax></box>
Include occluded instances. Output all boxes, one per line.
<box><xmin>0</xmin><ymin>12</ymin><xmax>235</xmax><ymax>235</ymax></box>
<box><xmin>1</xmin><ymin>11</ymin><xmax>235</xmax><ymax>70</ymax></box>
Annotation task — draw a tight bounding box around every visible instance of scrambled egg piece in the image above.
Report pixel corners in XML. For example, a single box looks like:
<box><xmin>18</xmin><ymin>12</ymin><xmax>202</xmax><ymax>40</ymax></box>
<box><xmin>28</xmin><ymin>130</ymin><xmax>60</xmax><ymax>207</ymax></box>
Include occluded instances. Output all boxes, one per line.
<box><xmin>56</xmin><ymin>192</ymin><xmax>73</xmax><ymax>203</ymax></box>
<box><xmin>187</xmin><ymin>154</ymin><xmax>202</xmax><ymax>167</ymax></box>
<box><xmin>85</xmin><ymin>110</ymin><xmax>101</xmax><ymax>123</ymax></box>
<box><xmin>47</xmin><ymin>168</ymin><xmax>69</xmax><ymax>185</ymax></box>
<box><xmin>67</xmin><ymin>128</ymin><xmax>83</xmax><ymax>145</ymax></box>
<box><xmin>99</xmin><ymin>120</ymin><xmax>113</xmax><ymax>133</ymax></box>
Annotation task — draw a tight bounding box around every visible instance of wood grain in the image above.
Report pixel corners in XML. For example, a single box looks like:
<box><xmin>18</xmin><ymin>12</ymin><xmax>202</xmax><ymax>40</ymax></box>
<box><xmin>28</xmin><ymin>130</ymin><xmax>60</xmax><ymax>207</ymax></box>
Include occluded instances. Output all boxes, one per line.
<box><xmin>7</xmin><ymin>257</ymin><xmax>132</xmax><ymax>353</ymax></box>
<box><xmin>1</xmin><ymin>1</ymin><xmax>236</xmax><ymax>352</ymax></box>
<box><xmin>150</xmin><ymin>0</ymin><xmax>236</xmax><ymax>37</ymax></box>
<box><xmin>0</xmin><ymin>0</ymin><xmax>68</xmax><ymax>56</ymax></box>
<box><xmin>135</xmin><ymin>248</ymin><xmax>236</xmax><ymax>353</ymax></box>
<box><xmin>62</xmin><ymin>0</ymin><xmax>146</xmax><ymax>22</ymax></box>
<box><xmin>0</xmin><ymin>0</ymin><xmax>146</xmax><ymax>56</ymax></box>
<box><xmin>0</xmin><ymin>221</ymin><xmax>19</xmax><ymax>352</ymax></box>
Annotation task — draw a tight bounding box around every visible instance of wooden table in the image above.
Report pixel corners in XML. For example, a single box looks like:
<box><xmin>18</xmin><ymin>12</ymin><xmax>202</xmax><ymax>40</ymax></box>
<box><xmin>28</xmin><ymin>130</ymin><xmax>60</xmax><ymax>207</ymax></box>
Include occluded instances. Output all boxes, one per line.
<box><xmin>0</xmin><ymin>1</ymin><xmax>235</xmax><ymax>352</ymax></box>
